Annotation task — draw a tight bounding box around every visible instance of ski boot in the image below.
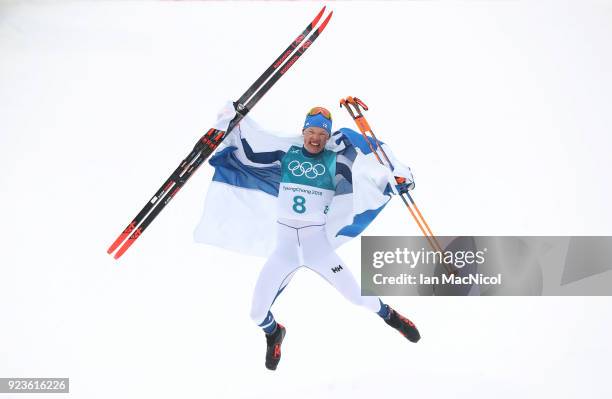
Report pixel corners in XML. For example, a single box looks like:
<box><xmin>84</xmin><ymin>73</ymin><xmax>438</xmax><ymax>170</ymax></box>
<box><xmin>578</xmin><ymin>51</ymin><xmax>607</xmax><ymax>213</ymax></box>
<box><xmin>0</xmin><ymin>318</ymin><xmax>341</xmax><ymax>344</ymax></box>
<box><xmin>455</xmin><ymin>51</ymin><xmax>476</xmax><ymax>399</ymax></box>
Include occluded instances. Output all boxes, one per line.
<box><xmin>265</xmin><ymin>324</ymin><xmax>286</xmax><ymax>370</ymax></box>
<box><xmin>385</xmin><ymin>308</ymin><xmax>421</xmax><ymax>343</ymax></box>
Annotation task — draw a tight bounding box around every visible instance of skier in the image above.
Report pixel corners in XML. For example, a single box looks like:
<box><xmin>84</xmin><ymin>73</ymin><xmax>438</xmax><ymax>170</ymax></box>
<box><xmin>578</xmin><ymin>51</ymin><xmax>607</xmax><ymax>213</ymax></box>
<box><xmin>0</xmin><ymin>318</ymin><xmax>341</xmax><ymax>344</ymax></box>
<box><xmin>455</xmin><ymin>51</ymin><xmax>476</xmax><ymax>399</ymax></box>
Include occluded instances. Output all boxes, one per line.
<box><xmin>237</xmin><ymin>107</ymin><xmax>421</xmax><ymax>370</ymax></box>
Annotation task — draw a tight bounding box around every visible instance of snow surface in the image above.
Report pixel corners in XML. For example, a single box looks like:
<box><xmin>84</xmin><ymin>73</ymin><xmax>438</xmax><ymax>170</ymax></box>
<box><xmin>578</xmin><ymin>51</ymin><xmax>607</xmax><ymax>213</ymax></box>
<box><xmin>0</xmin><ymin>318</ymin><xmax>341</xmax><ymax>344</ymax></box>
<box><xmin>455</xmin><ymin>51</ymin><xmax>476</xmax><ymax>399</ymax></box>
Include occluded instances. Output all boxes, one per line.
<box><xmin>1</xmin><ymin>1</ymin><xmax>611</xmax><ymax>398</ymax></box>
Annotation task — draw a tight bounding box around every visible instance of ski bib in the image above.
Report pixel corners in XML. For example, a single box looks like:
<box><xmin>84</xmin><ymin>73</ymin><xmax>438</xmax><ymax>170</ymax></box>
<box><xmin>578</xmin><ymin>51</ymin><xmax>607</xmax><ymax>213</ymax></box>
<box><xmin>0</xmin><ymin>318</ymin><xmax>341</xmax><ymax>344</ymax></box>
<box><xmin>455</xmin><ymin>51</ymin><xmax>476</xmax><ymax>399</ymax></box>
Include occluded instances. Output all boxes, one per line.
<box><xmin>277</xmin><ymin>146</ymin><xmax>336</xmax><ymax>223</ymax></box>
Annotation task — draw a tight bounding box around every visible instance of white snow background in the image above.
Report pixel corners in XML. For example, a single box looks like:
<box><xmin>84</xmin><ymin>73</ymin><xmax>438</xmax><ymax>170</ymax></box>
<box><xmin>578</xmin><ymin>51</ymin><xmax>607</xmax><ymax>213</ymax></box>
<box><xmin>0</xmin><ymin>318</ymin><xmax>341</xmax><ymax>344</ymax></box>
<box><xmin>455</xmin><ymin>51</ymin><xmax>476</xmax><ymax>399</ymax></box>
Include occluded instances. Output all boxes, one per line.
<box><xmin>1</xmin><ymin>1</ymin><xmax>611</xmax><ymax>398</ymax></box>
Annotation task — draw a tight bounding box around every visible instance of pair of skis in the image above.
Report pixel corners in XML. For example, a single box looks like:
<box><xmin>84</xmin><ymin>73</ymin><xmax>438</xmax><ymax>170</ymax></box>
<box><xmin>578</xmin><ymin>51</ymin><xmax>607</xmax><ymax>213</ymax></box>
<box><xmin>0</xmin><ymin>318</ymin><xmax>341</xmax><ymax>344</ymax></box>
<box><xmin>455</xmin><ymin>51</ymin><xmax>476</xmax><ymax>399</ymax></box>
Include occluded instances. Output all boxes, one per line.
<box><xmin>340</xmin><ymin>96</ymin><xmax>456</xmax><ymax>275</ymax></box>
<box><xmin>107</xmin><ymin>7</ymin><xmax>333</xmax><ymax>260</ymax></box>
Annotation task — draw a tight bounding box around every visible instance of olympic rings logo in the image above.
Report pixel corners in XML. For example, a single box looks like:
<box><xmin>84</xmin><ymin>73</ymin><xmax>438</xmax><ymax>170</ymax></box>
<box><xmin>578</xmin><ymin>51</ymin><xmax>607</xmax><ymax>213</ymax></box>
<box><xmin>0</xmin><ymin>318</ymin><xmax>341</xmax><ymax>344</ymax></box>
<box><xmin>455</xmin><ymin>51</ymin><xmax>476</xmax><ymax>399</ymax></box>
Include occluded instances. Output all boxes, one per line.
<box><xmin>287</xmin><ymin>160</ymin><xmax>326</xmax><ymax>179</ymax></box>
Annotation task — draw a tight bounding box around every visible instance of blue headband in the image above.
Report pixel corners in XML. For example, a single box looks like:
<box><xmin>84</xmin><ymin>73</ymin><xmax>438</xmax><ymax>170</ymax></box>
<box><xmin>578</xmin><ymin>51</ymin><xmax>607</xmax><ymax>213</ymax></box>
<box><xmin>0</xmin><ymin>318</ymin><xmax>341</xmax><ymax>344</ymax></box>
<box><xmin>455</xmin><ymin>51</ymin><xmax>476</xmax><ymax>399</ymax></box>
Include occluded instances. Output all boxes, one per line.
<box><xmin>303</xmin><ymin>113</ymin><xmax>332</xmax><ymax>135</ymax></box>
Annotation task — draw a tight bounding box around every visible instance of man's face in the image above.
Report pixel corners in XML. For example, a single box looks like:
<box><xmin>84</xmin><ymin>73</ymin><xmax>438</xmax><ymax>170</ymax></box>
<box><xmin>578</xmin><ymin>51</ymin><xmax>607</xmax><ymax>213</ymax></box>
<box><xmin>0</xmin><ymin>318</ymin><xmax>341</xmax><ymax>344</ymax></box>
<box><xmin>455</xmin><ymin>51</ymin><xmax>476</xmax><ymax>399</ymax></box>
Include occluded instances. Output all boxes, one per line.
<box><xmin>303</xmin><ymin>127</ymin><xmax>329</xmax><ymax>154</ymax></box>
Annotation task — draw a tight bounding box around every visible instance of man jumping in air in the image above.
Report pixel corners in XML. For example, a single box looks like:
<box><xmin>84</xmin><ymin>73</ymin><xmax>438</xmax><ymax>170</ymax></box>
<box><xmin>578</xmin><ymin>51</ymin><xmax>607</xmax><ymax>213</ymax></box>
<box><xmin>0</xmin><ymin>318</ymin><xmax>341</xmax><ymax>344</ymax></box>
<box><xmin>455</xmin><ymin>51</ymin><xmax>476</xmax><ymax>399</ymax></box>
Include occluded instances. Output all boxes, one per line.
<box><xmin>234</xmin><ymin>107</ymin><xmax>421</xmax><ymax>370</ymax></box>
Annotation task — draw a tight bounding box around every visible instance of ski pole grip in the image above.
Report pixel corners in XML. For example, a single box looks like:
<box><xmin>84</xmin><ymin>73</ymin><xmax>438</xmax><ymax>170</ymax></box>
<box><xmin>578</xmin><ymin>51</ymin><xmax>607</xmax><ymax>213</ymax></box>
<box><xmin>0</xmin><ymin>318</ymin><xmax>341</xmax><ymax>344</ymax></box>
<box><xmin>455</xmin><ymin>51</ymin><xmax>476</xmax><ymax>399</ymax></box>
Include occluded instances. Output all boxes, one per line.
<box><xmin>354</xmin><ymin>97</ymin><xmax>369</xmax><ymax>111</ymax></box>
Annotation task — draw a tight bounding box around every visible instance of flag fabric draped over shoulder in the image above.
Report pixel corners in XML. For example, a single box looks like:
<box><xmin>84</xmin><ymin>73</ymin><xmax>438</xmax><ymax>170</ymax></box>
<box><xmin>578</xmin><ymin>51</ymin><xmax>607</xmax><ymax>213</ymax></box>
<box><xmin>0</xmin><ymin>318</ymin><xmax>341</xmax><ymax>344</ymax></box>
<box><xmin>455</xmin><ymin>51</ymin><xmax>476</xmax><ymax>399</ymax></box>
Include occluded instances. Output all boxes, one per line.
<box><xmin>193</xmin><ymin>102</ymin><xmax>414</xmax><ymax>257</ymax></box>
